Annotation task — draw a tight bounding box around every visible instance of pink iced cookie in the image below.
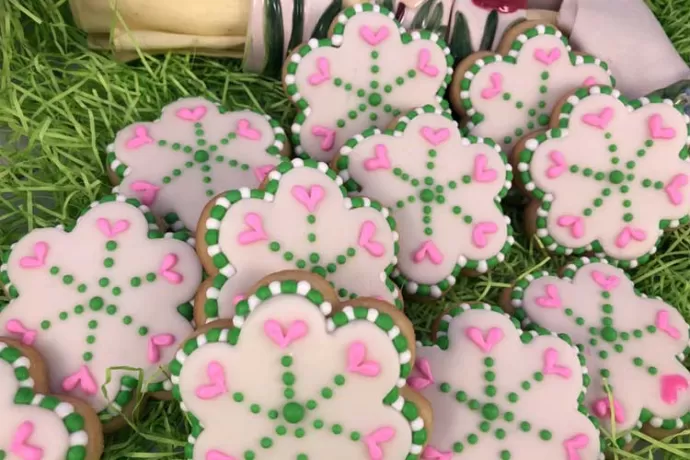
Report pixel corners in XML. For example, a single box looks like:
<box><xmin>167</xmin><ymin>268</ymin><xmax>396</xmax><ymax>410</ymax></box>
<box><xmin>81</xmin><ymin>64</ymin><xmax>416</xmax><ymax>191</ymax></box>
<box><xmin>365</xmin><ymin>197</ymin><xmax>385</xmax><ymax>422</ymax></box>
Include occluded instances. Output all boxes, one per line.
<box><xmin>517</xmin><ymin>86</ymin><xmax>690</xmax><ymax>266</ymax></box>
<box><xmin>284</xmin><ymin>3</ymin><xmax>453</xmax><ymax>161</ymax></box>
<box><xmin>0</xmin><ymin>196</ymin><xmax>201</xmax><ymax>421</ymax></box>
<box><xmin>195</xmin><ymin>158</ymin><xmax>402</xmax><ymax>324</ymax></box>
<box><xmin>170</xmin><ymin>277</ymin><xmax>430</xmax><ymax>459</ymax></box>
<box><xmin>508</xmin><ymin>258</ymin><xmax>690</xmax><ymax>444</ymax></box>
<box><xmin>411</xmin><ymin>304</ymin><xmax>601</xmax><ymax>459</ymax></box>
<box><xmin>336</xmin><ymin>106</ymin><xmax>513</xmax><ymax>298</ymax></box>
<box><xmin>108</xmin><ymin>97</ymin><xmax>288</xmax><ymax>232</ymax></box>
<box><xmin>452</xmin><ymin>22</ymin><xmax>614</xmax><ymax>155</ymax></box>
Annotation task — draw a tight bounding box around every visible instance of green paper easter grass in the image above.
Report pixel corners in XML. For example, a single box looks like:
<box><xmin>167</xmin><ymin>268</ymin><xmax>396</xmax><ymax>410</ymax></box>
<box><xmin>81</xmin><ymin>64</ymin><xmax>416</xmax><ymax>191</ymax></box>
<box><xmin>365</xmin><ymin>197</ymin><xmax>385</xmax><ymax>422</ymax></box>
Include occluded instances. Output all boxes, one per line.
<box><xmin>1</xmin><ymin>0</ymin><xmax>690</xmax><ymax>458</ymax></box>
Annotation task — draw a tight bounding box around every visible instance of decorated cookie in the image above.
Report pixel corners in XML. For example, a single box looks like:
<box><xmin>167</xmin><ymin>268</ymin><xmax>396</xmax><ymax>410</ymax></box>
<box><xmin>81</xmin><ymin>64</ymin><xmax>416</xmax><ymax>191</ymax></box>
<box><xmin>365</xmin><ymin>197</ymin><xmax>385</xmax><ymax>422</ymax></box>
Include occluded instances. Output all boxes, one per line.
<box><xmin>335</xmin><ymin>106</ymin><xmax>514</xmax><ymax>297</ymax></box>
<box><xmin>0</xmin><ymin>195</ymin><xmax>201</xmax><ymax>421</ymax></box>
<box><xmin>108</xmin><ymin>97</ymin><xmax>289</xmax><ymax>232</ymax></box>
<box><xmin>284</xmin><ymin>3</ymin><xmax>453</xmax><ymax>161</ymax></box>
<box><xmin>506</xmin><ymin>258</ymin><xmax>690</xmax><ymax>444</ymax></box>
<box><xmin>0</xmin><ymin>339</ymin><xmax>103</xmax><ymax>460</ymax></box>
<box><xmin>171</xmin><ymin>272</ymin><xmax>431</xmax><ymax>459</ymax></box>
<box><xmin>451</xmin><ymin>22</ymin><xmax>614</xmax><ymax>154</ymax></box>
<box><xmin>410</xmin><ymin>304</ymin><xmax>601</xmax><ymax>459</ymax></box>
<box><xmin>516</xmin><ymin>86</ymin><xmax>690</xmax><ymax>267</ymax></box>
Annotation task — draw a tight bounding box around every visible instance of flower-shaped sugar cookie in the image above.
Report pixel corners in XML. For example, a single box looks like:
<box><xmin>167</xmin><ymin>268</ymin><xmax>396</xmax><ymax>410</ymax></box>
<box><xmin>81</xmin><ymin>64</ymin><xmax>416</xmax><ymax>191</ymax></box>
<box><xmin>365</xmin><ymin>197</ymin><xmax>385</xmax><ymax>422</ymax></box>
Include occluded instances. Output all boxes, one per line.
<box><xmin>451</xmin><ymin>22</ymin><xmax>614</xmax><ymax>154</ymax></box>
<box><xmin>196</xmin><ymin>158</ymin><xmax>402</xmax><ymax>323</ymax></box>
<box><xmin>0</xmin><ymin>196</ymin><xmax>201</xmax><ymax>421</ymax></box>
<box><xmin>0</xmin><ymin>339</ymin><xmax>103</xmax><ymax>460</ymax></box>
<box><xmin>517</xmin><ymin>86</ymin><xmax>690</xmax><ymax>267</ymax></box>
<box><xmin>410</xmin><ymin>304</ymin><xmax>601</xmax><ymax>459</ymax></box>
<box><xmin>171</xmin><ymin>274</ymin><xmax>431</xmax><ymax>459</ymax></box>
<box><xmin>506</xmin><ymin>258</ymin><xmax>690</xmax><ymax>443</ymax></box>
<box><xmin>284</xmin><ymin>3</ymin><xmax>453</xmax><ymax>161</ymax></box>
<box><xmin>335</xmin><ymin>106</ymin><xmax>513</xmax><ymax>297</ymax></box>
<box><xmin>108</xmin><ymin>97</ymin><xmax>289</xmax><ymax>231</ymax></box>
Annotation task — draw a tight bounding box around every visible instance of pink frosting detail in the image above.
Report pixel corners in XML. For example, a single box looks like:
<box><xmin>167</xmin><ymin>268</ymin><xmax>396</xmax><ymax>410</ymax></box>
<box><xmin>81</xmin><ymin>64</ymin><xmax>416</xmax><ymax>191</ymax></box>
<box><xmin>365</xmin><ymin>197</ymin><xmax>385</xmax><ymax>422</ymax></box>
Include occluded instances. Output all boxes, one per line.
<box><xmin>364</xmin><ymin>144</ymin><xmax>392</xmax><ymax>171</ymax></box>
<box><xmin>581</xmin><ymin>107</ymin><xmax>614</xmax><ymax>130</ymax></box>
<box><xmin>649</xmin><ymin>114</ymin><xmax>677</xmax><ymax>140</ymax></box>
<box><xmin>547</xmin><ymin>151</ymin><xmax>567</xmax><ymax>179</ymax></box>
<box><xmin>5</xmin><ymin>319</ymin><xmax>38</xmax><ymax>345</ymax></box>
<box><xmin>472</xmin><ymin>221</ymin><xmax>498</xmax><ymax>248</ymax></box>
<box><xmin>159</xmin><ymin>254</ymin><xmax>183</xmax><ymax>284</ymax></box>
<box><xmin>583</xmin><ymin>76</ymin><xmax>598</xmax><ymax>87</ymax></box>
<box><xmin>125</xmin><ymin>126</ymin><xmax>154</xmax><ymax>149</ymax></box>
<box><xmin>291</xmin><ymin>185</ymin><xmax>325</xmax><ymax>213</ymax></box>
<box><xmin>591</xmin><ymin>397</ymin><xmax>626</xmax><ymax>423</ymax></box>
<box><xmin>237</xmin><ymin>213</ymin><xmax>268</xmax><ymax>245</ymax></box>
<box><xmin>96</xmin><ymin>218</ymin><xmax>130</xmax><ymax>238</ymax></box>
<box><xmin>254</xmin><ymin>165</ymin><xmax>275</xmax><ymax>183</ymax></box>
<box><xmin>62</xmin><ymin>365</ymin><xmax>97</xmax><ymax>395</ymax></box>
<box><xmin>615</xmin><ymin>226</ymin><xmax>647</xmax><ymax>249</ymax></box>
<box><xmin>176</xmin><ymin>106</ymin><xmax>207</xmax><ymax>122</ymax></box>
<box><xmin>346</xmin><ymin>341</ymin><xmax>381</xmax><ymax>377</ymax></box>
<box><xmin>129</xmin><ymin>181</ymin><xmax>160</xmax><ymax>206</ymax></box>
<box><xmin>534</xmin><ymin>47</ymin><xmax>561</xmax><ymax>65</ymax></box>
<box><xmin>665</xmin><ymin>174</ymin><xmax>688</xmax><ymax>206</ymax></box>
<box><xmin>542</xmin><ymin>347</ymin><xmax>572</xmax><ymax>379</ymax></box>
<box><xmin>480</xmin><ymin>72</ymin><xmax>503</xmax><ymax>100</ymax></box>
<box><xmin>10</xmin><ymin>422</ymin><xmax>43</xmax><ymax>460</ymax></box>
<box><xmin>661</xmin><ymin>374</ymin><xmax>689</xmax><ymax>404</ymax></box>
<box><xmin>420</xmin><ymin>126</ymin><xmax>450</xmax><ymax>146</ymax></box>
<box><xmin>232</xmin><ymin>294</ymin><xmax>247</xmax><ymax>306</ymax></box>
<box><xmin>416</xmin><ymin>49</ymin><xmax>439</xmax><ymax>77</ymax></box>
<box><xmin>656</xmin><ymin>310</ymin><xmax>682</xmax><ymax>340</ymax></box>
<box><xmin>147</xmin><ymin>333</ymin><xmax>176</xmax><ymax>364</ymax></box>
<box><xmin>591</xmin><ymin>271</ymin><xmax>620</xmax><ymax>291</ymax></box>
<box><xmin>557</xmin><ymin>215</ymin><xmax>585</xmax><ymax>238</ymax></box>
<box><xmin>465</xmin><ymin>327</ymin><xmax>504</xmax><ymax>353</ymax></box>
<box><xmin>363</xmin><ymin>427</ymin><xmax>396</xmax><ymax>460</ymax></box>
<box><xmin>206</xmin><ymin>450</ymin><xmax>236</xmax><ymax>460</ymax></box>
<box><xmin>421</xmin><ymin>446</ymin><xmax>452</xmax><ymax>460</ymax></box>
<box><xmin>19</xmin><ymin>242</ymin><xmax>48</xmax><ymax>269</ymax></box>
<box><xmin>359</xmin><ymin>25</ymin><xmax>390</xmax><ymax>46</ymax></box>
<box><xmin>358</xmin><ymin>221</ymin><xmax>385</xmax><ymax>257</ymax></box>
<box><xmin>563</xmin><ymin>434</ymin><xmax>590</xmax><ymax>460</ymax></box>
<box><xmin>308</xmin><ymin>57</ymin><xmax>331</xmax><ymax>86</ymax></box>
<box><xmin>473</xmin><ymin>154</ymin><xmax>497</xmax><ymax>182</ymax></box>
<box><xmin>311</xmin><ymin>126</ymin><xmax>336</xmax><ymax>151</ymax></box>
<box><xmin>264</xmin><ymin>320</ymin><xmax>308</xmax><ymax>349</ymax></box>
<box><xmin>195</xmin><ymin>361</ymin><xmax>228</xmax><ymax>400</ymax></box>
<box><xmin>536</xmin><ymin>284</ymin><xmax>561</xmax><ymax>308</ymax></box>
<box><xmin>408</xmin><ymin>358</ymin><xmax>434</xmax><ymax>390</ymax></box>
<box><xmin>236</xmin><ymin>119</ymin><xmax>262</xmax><ymax>141</ymax></box>
<box><xmin>413</xmin><ymin>240</ymin><xmax>444</xmax><ymax>265</ymax></box>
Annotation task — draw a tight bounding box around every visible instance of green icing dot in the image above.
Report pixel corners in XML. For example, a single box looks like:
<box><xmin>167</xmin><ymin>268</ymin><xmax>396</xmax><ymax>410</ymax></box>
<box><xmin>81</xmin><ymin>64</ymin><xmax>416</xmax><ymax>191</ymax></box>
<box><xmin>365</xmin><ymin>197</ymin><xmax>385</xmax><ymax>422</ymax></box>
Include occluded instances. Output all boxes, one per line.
<box><xmin>89</xmin><ymin>296</ymin><xmax>104</xmax><ymax>311</ymax></box>
<box><xmin>282</xmin><ymin>402</ymin><xmax>305</xmax><ymax>424</ymax></box>
<box><xmin>419</xmin><ymin>189</ymin><xmax>434</xmax><ymax>203</ymax></box>
<box><xmin>368</xmin><ymin>93</ymin><xmax>382</xmax><ymax>106</ymax></box>
<box><xmin>260</xmin><ymin>438</ymin><xmax>272</xmax><ymax>449</ymax></box>
<box><xmin>609</xmin><ymin>170</ymin><xmax>625</xmax><ymax>184</ymax></box>
<box><xmin>539</xmin><ymin>430</ymin><xmax>552</xmax><ymax>441</ymax></box>
<box><xmin>481</xmin><ymin>403</ymin><xmax>499</xmax><ymax>421</ymax></box>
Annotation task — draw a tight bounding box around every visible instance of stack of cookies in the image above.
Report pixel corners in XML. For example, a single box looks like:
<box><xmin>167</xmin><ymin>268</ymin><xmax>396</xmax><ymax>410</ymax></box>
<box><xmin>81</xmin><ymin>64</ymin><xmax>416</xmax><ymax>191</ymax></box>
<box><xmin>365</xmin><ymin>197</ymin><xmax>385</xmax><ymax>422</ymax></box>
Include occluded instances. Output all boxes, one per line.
<box><xmin>1</xmin><ymin>3</ymin><xmax>689</xmax><ymax>459</ymax></box>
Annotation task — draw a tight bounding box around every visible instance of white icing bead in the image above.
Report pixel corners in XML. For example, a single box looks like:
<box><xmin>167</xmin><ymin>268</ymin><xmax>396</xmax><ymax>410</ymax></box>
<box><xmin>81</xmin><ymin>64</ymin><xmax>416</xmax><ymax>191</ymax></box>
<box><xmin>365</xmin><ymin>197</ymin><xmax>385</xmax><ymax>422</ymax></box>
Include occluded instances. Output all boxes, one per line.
<box><xmin>296</xmin><ymin>280</ymin><xmax>312</xmax><ymax>295</ymax></box>
<box><xmin>196</xmin><ymin>334</ymin><xmax>207</xmax><ymax>347</ymax></box>
<box><xmin>54</xmin><ymin>402</ymin><xmax>75</xmax><ymax>418</ymax></box>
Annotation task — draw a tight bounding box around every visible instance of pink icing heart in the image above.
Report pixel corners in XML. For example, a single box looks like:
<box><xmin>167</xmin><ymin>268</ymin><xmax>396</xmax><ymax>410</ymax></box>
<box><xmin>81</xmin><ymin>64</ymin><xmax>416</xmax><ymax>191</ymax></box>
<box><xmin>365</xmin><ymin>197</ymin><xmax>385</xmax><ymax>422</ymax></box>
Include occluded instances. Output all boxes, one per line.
<box><xmin>363</xmin><ymin>427</ymin><xmax>396</xmax><ymax>460</ymax></box>
<box><xmin>421</xmin><ymin>446</ymin><xmax>452</xmax><ymax>460</ymax></box>
<box><xmin>129</xmin><ymin>181</ymin><xmax>160</xmax><ymax>206</ymax></box>
<box><xmin>649</xmin><ymin>114</ymin><xmax>676</xmax><ymax>140</ymax></box>
<box><xmin>19</xmin><ymin>242</ymin><xmax>48</xmax><ymax>269</ymax></box>
<box><xmin>481</xmin><ymin>72</ymin><xmax>503</xmax><ymax>100</ymax></box>
<box><xmin>665</xmin><ymin>174</ymin><xmax>688</xmax><ymax>205</ymax></box>
<box><xmin>420</xmin><ymin>126</ymin><xmax>450</xmax><ymax>146</ymax></box>
<box><xmin>5</xmin><ymin>319</ymin><xmax>37</xmax><ymax>345</ymax></box>
<box><xmin>591</xmin><ymin>397</ymin><xmax>626</xmax><ymax>423</ymax></box>
<box><xmin>557</xmin><ymin>215</ymin><xmax>584</xmax><ymax>238</ymax></box>
<box><xmin>346</xmin><ymin>342</ymin><xmax>381</xmax><ymax>377</ymax></box>
<box><xmin>661</xmin><ymin>374</ymin><xmax>689</xmax><ymax>404</ymax></box>
<box><xmin>196</xmin><ymin>361</ymin><xmax>228</xmax><ymax>400</ymax></box>
<box><xmin>582</xmin><ymin>76</ymin><xmax>598</xmax><ymax>87</ymax></box>
<box><xmin>264</xmin><ymin>320</ymin><xmax>308</xmax><ymax>349</ymax></box>
<box><xmin>591</xmin><ymin>271</ymin><xmax>619</xmax><ymax>291</ymax></box>
<box><xmin>472</xmin><ymin>221</ymin><xmax>498</xmax><ymax>248</ymax></box>
<box><xmin>542</xmin><ymin>347</ymin><xmax>572</xmax><ymax>379</ymax></box>
<box><xmin>413</xmin><ymin>240</ymin><xmax>444</xmax><ymax>265</ymax></box>
<box><xmin>563</xmin><ymin>433</ymin><xmax>590</xmax><ymax>460</ymax></box>
<box><xmin>254</xmin><ymin>165</ymin><xmax>275</xmax><ymax>183</ymax></box>
<box><xmin>125</xmin><ymin>126</ymin><xmax>154</xmax><ymax>149</ymax></box>
<box><xmin>473</xmin><ymin>154</ymin><xmax>497</xmax><ymax>182</ymax></box>
<box><xmin>407</xmin><ymin>358</ymin><xmax>434</xmax><ymax>390</ymax></box>
<box><xmin>615</xmin><ymin>226</ymin><xmax>647</xmax><ymax>249</ymax></box>
<box><xmin>311</xmin><ymin>126</ymin><xmax>336</xmax><ymax>151</ymax></box>
<box><xmin>358</xmin><ymin>221</ymin><xmax>385</xmax><ymax>257</ymax></box>
<box><xmin>96</xmin><ymin>217</ymin><xmax>130</xmax><ymax>238</ymax></box>
<box><xmin>291</xmin><ymin>185</ymin><xmax>325</xmax><ymax>213</ymax></box>
<box><xmin>308</xmin><ymin>57</ymin><xmax>331</xmax><ymax>86</ymax></box>
<box><xmin>159</xmin><ymin>253</ymin><xmax>183</xmax><ymax>284</ymax></box>
<box><xmin>581</xmin><ymin>107</ymin><xmax>614</xmax><ymax>130</ymax></box>
<box><xmin>10</xmin><ymin>422</ymin><xmax>43</xmax><ymax>460</ymax></box>
<box><xmin>536</xmin><ymin>284</ymin><xmax>561</xmax><ymax>308</ymax></box>
<box><xmin>364</xmin><ymin>144</ymin><xmax>392</xmax><ymax>171</ymax></box>
<box><xmin>176</xmin><ymin>106</ymin><xmax>207</xmax><ymax>122</ymax></box>
<box><xmin>237</xmin><ymin>119</ymin><xmax>261</xmax><ymax>140</ymax></box>
<box><xmin>238</xmin><ymin>213</ymin><xmax>268</xmax><ymax>245</ymax></box>
<box><xmin>465</xmin><ymin>327</ymin><xmax>504</xmax><ymax>353</ymax></box>
<box><xmin>416</xmin><ymin>48</ymin><xmax>439</xmax><ymax>77</ymax></box>
<box><xmin>359</xmin><ymin>25</ymin><xmax>390</xmax><ymax>46</ymax></box>
<box><xmin>147</xmin><ymin>333</ymin><xmax>176</xmax><ymax>363</ymax></box>
<box><xmin>534</xmin><ymin>47</ymin><xmax>561</xmax><ymax>65</ymax></box>
<box><xmin>547</xmin><ymin>151</ymin><xmax>567</xmax><ymax>179</ymax></box>
<box><xmin>656</xmin><ymin>310</ymin><xmax>682</xmax><ymax>340</ymax></box>
<box><xmin>206</xmin><ymin>450</ymin><xmax>236</xmax><ymax>460</ymax></box>
<box><xmin>62</xmin><ymin>365</ymin><xmax>97</xmax><ymax>395</ymax></box>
